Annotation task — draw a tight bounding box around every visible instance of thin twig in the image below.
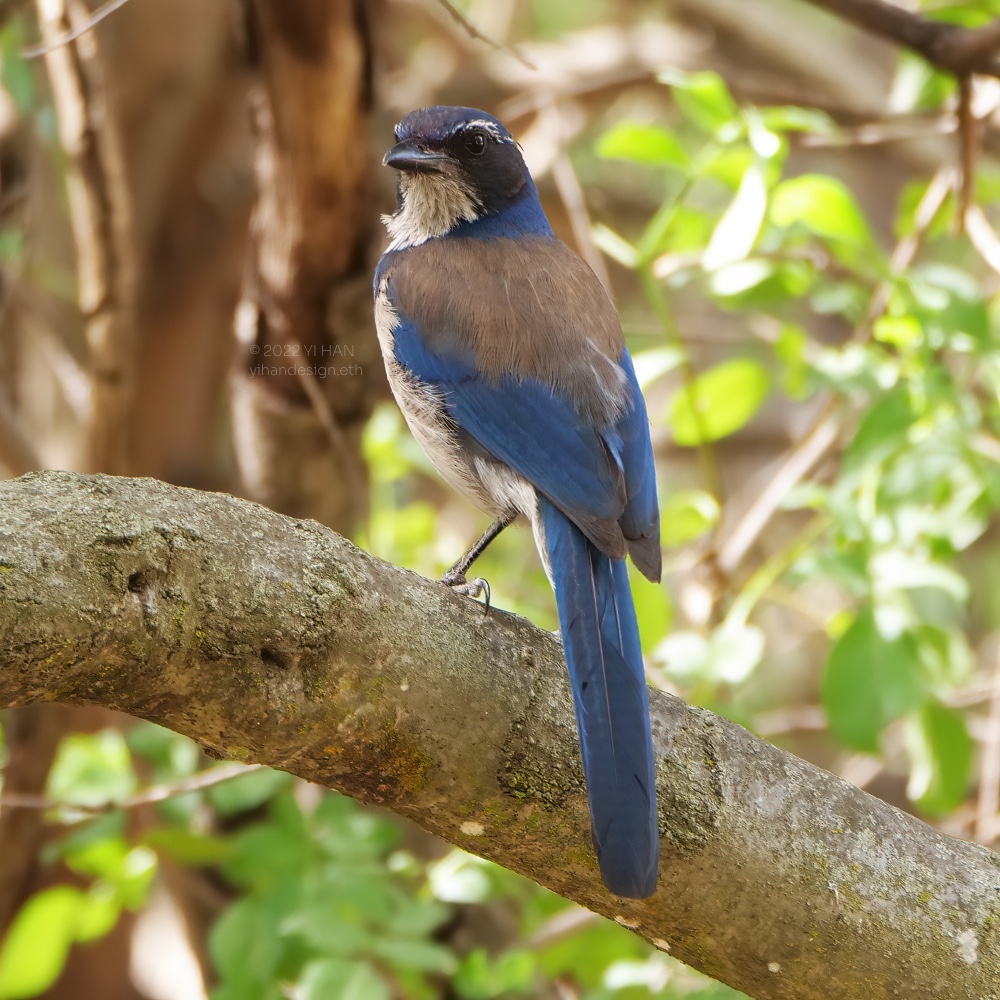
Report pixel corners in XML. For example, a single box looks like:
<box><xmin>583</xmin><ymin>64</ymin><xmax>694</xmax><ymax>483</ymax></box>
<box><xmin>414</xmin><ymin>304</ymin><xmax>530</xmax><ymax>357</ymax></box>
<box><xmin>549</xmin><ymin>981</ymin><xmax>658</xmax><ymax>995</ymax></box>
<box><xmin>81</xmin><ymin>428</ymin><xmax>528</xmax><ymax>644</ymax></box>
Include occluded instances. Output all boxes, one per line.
<box><xmin>964</xmin><ymin>204</ymin><xmax>1000</xmax><ymax>275</ymax></box>
<box><xmin>0</xmin><ymin>762</ymin><xmax>263</xmax><ymax>815</ymax></box>
<box><xmin>957</xmin><ymin>75</ymin><xmax>977</xmax><ymax>236</ymax></box>
<box><xmin>860</xmin><ymin>165</ymin><xmax>955</xmax><ymax>338</ymax></box>
<box><xmin>799</xmin><ymin>113</ymin><xmax>956</xmax><ymax>149</ymax></box>
<box><xmin>23</xmin><ymin>0</ymin><xmax>133</xmax><ymax>59</ymax></box>
<box><xmin>433</xmin><ymin>0</ymin><xmax>536</xmax><ymax>70</ymax></box>
<box><xmin>718</xmin><ymin>421</ymin><xmax>838</xmax><ymax>576</ymax></box>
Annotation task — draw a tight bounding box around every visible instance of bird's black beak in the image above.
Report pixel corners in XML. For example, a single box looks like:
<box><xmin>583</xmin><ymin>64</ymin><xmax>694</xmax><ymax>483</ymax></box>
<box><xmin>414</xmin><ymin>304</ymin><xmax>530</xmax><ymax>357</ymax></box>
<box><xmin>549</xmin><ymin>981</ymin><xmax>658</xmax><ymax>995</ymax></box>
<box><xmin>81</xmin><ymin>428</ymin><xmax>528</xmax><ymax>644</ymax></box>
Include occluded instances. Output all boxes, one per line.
<box><xmin>383</xmin><ymin>141</ymin><xmax>449</xmax><ymax>174</ymax></box>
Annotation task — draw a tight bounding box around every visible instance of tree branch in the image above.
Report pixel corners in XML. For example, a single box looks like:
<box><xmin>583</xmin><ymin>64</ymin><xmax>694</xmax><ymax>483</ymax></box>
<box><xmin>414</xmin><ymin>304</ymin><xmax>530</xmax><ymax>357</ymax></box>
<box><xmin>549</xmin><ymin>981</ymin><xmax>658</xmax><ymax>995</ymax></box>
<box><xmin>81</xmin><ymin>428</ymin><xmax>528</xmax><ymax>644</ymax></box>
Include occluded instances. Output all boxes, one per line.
<box><xmin>0</xmin><ymin>471</ymin><xmax>998</xmax><ymax>999</ymax></box>
<box><xmin>803</xmin><ymin>0</ymin><xmax>1000</xmax><ymax>77</ymax></box>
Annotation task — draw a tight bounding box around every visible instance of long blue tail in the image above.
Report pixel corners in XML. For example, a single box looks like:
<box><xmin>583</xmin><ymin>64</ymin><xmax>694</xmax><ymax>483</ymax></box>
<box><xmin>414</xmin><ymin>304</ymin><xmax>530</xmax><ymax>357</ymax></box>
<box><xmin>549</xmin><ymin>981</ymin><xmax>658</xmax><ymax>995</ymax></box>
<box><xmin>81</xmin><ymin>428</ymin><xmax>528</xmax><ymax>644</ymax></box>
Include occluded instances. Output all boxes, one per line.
<box><xmin>540</xmin><ymin>498</ymin><xmax>659</xmax><ymax>898</ymax></box>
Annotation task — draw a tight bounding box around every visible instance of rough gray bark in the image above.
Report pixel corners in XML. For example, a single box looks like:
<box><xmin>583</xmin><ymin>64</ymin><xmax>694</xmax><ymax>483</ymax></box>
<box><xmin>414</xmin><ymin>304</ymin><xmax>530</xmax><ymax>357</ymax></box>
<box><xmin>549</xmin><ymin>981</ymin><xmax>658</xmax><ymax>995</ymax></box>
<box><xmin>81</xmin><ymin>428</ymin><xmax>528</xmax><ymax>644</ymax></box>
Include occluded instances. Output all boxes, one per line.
<box><xmin>0</xmin><ymin>471</ymin><xmax>998</xmax><ymax>1000</ymax></box>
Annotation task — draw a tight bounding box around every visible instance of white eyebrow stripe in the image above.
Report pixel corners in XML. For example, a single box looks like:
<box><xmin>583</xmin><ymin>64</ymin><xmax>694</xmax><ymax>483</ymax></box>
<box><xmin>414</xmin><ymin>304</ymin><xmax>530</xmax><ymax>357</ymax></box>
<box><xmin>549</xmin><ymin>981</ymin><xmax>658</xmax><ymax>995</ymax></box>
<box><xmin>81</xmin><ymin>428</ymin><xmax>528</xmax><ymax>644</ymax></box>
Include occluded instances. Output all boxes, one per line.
<box><xmin>462</xmin><ymin>119</ymin><xmax>514</xmax><ymax>143</ymax></box>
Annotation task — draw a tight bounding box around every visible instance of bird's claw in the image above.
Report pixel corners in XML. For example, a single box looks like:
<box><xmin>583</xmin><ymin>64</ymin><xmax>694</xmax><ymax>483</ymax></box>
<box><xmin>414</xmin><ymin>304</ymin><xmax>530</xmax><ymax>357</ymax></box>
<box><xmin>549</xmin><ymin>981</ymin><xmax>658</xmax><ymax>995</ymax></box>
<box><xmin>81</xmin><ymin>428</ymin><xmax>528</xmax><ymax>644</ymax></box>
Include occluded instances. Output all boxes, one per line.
<box><xmin>440</xmin><ymin>571</ymin><xmax>491</xmax><ymax>613</ymax></box>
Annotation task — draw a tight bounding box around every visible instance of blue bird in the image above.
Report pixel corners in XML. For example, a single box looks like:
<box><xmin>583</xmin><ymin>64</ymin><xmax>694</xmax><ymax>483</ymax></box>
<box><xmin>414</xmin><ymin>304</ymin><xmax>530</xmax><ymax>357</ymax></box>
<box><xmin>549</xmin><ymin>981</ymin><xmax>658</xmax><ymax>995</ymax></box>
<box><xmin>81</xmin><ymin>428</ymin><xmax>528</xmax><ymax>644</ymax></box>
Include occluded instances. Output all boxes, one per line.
<box><xmin>374</xmin><ymin>106</ymin><xmax>661</xmax><ymax>898</ymax></box>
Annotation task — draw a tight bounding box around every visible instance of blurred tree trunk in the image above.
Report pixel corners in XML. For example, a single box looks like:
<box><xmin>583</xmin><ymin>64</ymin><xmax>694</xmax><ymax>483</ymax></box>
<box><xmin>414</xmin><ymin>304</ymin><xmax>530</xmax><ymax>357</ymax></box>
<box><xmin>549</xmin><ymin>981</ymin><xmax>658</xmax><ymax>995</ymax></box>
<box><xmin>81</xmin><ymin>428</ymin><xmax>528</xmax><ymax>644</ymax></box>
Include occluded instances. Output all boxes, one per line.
<box><xmin>230</xmin><ymin>0</ymin><xmax>383</xmax><ymax>535</ymax></box>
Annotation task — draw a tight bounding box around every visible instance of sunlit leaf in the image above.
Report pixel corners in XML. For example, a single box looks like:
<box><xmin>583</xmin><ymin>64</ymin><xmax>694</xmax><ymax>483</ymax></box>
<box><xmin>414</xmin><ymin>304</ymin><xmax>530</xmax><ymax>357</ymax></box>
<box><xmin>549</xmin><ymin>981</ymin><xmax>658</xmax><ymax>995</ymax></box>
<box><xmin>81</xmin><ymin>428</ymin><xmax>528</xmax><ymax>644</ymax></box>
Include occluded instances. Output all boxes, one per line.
<box><xmin>660</xmin><ymin>490</ymin><xmax>720</xmax><ymax>546</ymax></box>
<box><xmin>143</xmin><ymin>827</ymin><xmax>232</xmax><ymax>866</ymax></box>
<box><xmin>873</xmin><ymin>315</ymin><xmax>922</xmax><ymax>351</ymax></box>
<box><xmin>822</xmin><ymin>609</ymin><xmax>926</xmax><ymax>752</ymax></box>
<box><xmin>771</xmin><ymin>174</ymin><xmax>875</xmax><ymax>253</ymax></box>
<box><xmin>702</xmin><ymin>163</ymin><xmax>768</xmax><ymax>270</ymax></box>
<box><xmin>299</xmin><ymin>958</ymin><xmax>390</xmax><ymax>1000</ymax></box>
<box><xmin>75</xmin><ymin>886</ymin><xmax>121</xmax><ymax>944</ymax></box>
<box><xmin>591</xmin><ymin>224</ymin><xmax>639</xmax><ymax>269</ymax></box>
<box><xmin>629</xmin><ymin>568</ymin><xmax>673</xmax><ymax>652</ymax></box>
<box><xmin>658</xmin><ymin>68</ymin><xmax>738</xmax><ymax>133</ymax></box>
<box><xmin>760</xmin><ymin>106</ymin><xmax>836</xmax><ymax>135</ymax></box>
<box><xmin>905</xmin><ymin>701</ymin><xmax>973</xmax><ymax>816</ymax></box>
<box><xmin>454</xmin><ymin>948</ymin><xmax>536</xmax><ymax>1000</ymax></box>
<box><xmin>0</xmin><ymin>887</ymin><xmax>84</xmax><ymax>999</ymax></box>
<box><xmin>429</xmin><ymin>851</ymin><xmax>492</xmax><ymax>903</ymax></box>
<box><xmin>595</xmin><ymin>122</ymin><xmax>688</xmax><ymax>167</ymax></box>
<box><xmin>842</xmin><ymin>386</ymin><xmax>914</xmax><ymax>476</ymax></box>
<box><xmin>630</xmin><ymin>346</ymin><xmax>685</xmax><ymax>390</ymax></box>
<box><xmin>668</xmin><ymin>358</ymin><xmax>771</xmax><ymax>445</ymax></box>
<box><xmin>774</xmin><ymin>323</ymin><xmax>809</xmax><ymax>399</ymax></box>
<box><xmin>47</xmin><ymin>729</ymin><xmax>136</xmax><ymax>808</ymax></box>
<box><xmin>372</xmin><ymin>939</ymin><xmax>457</xmax><ymax>973</ymax></box>
<box><xmin>711</xmin><ymin>622</ymin><xmax>766</xmax><ymax>684</ymax></box>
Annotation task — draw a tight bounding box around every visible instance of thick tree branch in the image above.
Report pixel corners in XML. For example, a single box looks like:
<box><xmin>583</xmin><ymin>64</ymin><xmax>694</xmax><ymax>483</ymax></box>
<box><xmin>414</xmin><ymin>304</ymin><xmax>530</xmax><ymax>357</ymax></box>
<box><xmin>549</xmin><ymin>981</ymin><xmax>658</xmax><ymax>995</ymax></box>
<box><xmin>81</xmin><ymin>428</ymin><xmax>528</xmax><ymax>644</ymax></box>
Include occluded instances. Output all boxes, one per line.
<box><xmin>0</xmin><ymin>472</ymin><xmax>998</xmax><ymax>999</ymax></box>
<box><xmin>804</xmin><ymin>0</ymin><xmax>1000</xmax><ymax>77</ymax></box>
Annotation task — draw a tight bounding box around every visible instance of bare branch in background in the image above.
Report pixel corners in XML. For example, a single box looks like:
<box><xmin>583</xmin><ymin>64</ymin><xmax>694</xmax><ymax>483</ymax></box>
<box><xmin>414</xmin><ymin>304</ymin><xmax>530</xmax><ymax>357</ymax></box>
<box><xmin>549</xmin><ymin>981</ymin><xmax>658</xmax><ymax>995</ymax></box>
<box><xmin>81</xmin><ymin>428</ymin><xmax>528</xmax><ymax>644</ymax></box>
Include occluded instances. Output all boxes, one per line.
<box><xmin>432</xmin><ymin>0</ymin><xmax>536</xmax><ymax>71</ymax></box>
<box><xmin>804</xmin><ymin>0</ymin><xmax>1000</xmax><ymax>77</ymax></box>
<box><xmin>1</xmin><ymin>762</ymin><xmax>262</xmax><ymax>816</ymax></box>
<box><xmin>22</xmin><ymin>0</ymin><xmax>133</xmax><ymax>59</ymax></box>
<box><xmin>35</xmin><ymin>0</ymin><xmax>136</xmax><ymax>474</ymax></box>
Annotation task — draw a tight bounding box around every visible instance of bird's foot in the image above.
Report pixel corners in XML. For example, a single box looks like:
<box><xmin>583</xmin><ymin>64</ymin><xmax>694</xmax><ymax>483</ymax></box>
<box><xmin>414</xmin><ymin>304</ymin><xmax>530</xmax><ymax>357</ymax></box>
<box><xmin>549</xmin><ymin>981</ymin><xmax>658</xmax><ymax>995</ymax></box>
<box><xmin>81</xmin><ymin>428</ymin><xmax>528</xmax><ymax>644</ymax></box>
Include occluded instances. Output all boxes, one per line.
<box><xmin>440</xmin><ymin>569</ymin><xmax>491</xmax><ymax>613</ymax></box>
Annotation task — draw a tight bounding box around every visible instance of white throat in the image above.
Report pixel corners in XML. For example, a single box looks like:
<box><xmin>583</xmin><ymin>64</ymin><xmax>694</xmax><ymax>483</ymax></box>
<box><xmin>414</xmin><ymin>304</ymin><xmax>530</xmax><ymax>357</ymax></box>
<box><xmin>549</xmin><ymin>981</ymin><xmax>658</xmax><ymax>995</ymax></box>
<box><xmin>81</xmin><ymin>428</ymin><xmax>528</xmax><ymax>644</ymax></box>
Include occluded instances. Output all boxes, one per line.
<box><xmin>383</xmin><ymin>172</ymin><xmax>480</xmax><ymax>251</ymax></box>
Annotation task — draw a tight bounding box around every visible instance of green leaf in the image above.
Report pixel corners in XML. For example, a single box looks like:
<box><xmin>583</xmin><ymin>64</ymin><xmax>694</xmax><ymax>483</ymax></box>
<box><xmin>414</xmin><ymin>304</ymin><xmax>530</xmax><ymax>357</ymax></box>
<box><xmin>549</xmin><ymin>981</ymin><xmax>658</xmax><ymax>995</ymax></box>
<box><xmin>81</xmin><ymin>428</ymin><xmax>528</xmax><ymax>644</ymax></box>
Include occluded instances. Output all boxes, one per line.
<box><xmin>660</xmin><ymin>489</ymin><xmax>720</xmax><ymax>546</ymax></box>
<box><xmin>429</xmin><ymin>851</ymin><xmax>492</xmax><ymax>903</ymax></box>
<box><xmin>822</xmin><ymin>609</ymin><xmax>927</xmax><ymax>752</ymax></box>
<box><xmin>702</xmin><ymin>163</ymin><xmax>767</xmax><ymax>270</ymax></box>
<box><xmin>873</xmin><ymin>315</ymin><xmax>922</xmax><ymax>351</ymax></box>
<box><xmin>142</xmin><ymin>828</ymin><xmax>232</xmax><ymax>866</ymax></box>
<box><xmin>75</xmin><ymin>887</ymin><xmax>121</xmax><ymax>944</ymax></box>
<box><xmin>595</xmin><ymin>122</ymin><xmax>688</xmax><ymax>167</ymax></box>
<box><xmin>591</xmin><ymin>224</ymin><xmax>638</xmax><ymax>269</ymax></box>
<box><xmin>454</xmin><ymin>948</ymin><xmax>537</xmax><ymax>1000</ymax></box>
<box><xmin>771</xmin><ymin>174</ymin><xmax>874</xmax><ymax>252</ymax></box>
<box><xmin>760</xmin><ymin>106</ymin><xmax>836</xmax><ymax>135</ymax></box>
<box><xmin>629</xmin><ymin>567</ymin><xmax>673</xmax><ymax>652</ymax></box>
<box><xmin>668</xmin><ymin>358</ymin><xmax>771</xmax><ymax>445</ymax></box>
<box><xmin>905</xmin><ymin>702</ymin><xmax>973</xmax><ymax>816</ymax></box>
<box><xmin>0</xmin><ymin>886</ymin><xmax>84</xmax><ymax>999</ymax></box>
<box><xmin>47</xmin><ymin>729</ymin><xmax>136</xmax><ymax>808</ymax></box>
<box><xmin>209</xmin><ymin>898</ymin><xmax>283</xmax><ymax>987</ymax></box>
<box><xmin>207</xmin><ymin>766</ymin><xmax>293</xmax><ymax>817</ymax></box>
<box><xmin>299</xmin><ymin>959</ymin><xmax>390</xmax><ymax>1000</ymax></box>
<box><xmin>842</xmin><ymin>387</ymin><xmax>914</xmax><ymax>477</ymax></box>
<box><xmin>870</xmin><ymin>550</ymin><xmax>969</xmax><ymax>604</ymax></box>
<box><xmin>889</xmin><ymin>52</ymin><xmax>956</xmax><ymax>113</ymax></box>
<box><xmin>0</xmin><ymin>23</ymin><xmax>35</xmax><ymax>112</ymax></box>
<box><xmin>658</xmin><ymin>68</ymin><xmax>738</xmax><ymax>133</ymax></box>
<box><xmin>774</xmin><ymin>323</ymin><xmax>809</xmax><ymax>399</ymax></box>
<box><xmin>372</xmin><ymin>939</ymin><xmax>458</xmax><ymax>974</ymax></box>
<box><xmin>630</xmin><ymin>346</ymin><xmax>685</xmax><ymax>390</ymax></box>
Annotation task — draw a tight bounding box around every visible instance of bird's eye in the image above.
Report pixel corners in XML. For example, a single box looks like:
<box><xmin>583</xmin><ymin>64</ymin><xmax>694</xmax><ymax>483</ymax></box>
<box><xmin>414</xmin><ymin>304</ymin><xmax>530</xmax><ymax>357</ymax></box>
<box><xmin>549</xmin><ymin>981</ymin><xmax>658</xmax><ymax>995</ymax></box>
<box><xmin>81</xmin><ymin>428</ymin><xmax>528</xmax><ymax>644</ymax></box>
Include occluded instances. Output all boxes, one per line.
<box><xmin>464</xmin><ymin>130</ymin><xmax>487</xmax><ymax>156</ymax></box>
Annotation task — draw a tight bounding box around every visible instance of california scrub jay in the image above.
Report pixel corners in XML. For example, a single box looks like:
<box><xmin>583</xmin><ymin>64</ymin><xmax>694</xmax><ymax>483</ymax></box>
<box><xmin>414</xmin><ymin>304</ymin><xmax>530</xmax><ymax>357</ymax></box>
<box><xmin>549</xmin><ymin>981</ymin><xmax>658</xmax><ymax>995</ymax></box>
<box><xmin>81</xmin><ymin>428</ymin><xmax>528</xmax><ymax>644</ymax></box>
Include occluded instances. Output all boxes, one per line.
<box><xmin>374</xmin><ymin>106</ymin><xmax>661</xmax><ymax>899</ymax></box>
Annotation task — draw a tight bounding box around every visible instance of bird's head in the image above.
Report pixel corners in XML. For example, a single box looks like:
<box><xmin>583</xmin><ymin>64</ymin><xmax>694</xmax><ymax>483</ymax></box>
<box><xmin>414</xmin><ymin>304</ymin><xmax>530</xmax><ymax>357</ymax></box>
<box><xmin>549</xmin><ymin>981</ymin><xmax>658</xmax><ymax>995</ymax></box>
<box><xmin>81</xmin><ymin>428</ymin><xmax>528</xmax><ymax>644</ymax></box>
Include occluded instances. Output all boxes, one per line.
<box><xmin>381</xmin><ymin>106</ymin><xmax>534</xmax><ymax>248</ymax></box>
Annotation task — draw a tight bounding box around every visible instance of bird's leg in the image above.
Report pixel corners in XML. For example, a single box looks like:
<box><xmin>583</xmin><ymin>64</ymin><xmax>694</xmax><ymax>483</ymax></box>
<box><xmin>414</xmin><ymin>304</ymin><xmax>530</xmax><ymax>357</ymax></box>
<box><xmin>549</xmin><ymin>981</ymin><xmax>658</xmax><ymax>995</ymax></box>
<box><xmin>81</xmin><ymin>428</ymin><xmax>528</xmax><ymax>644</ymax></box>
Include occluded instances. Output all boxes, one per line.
<box><xmin>441</xmin><ymin>511</ymin><xmax>517</xmax><ymax>611</ymax></box>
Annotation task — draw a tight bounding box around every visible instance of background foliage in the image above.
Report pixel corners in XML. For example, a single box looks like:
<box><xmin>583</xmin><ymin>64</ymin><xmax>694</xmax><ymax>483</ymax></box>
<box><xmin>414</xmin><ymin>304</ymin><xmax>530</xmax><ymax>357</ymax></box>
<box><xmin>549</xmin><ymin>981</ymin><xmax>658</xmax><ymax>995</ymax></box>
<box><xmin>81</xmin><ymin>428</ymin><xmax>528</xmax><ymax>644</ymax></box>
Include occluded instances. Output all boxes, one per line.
<box><xmin>2</xmin><ymin>0</ymin><xmax>1000</xmax><ymax>997</ymax></box>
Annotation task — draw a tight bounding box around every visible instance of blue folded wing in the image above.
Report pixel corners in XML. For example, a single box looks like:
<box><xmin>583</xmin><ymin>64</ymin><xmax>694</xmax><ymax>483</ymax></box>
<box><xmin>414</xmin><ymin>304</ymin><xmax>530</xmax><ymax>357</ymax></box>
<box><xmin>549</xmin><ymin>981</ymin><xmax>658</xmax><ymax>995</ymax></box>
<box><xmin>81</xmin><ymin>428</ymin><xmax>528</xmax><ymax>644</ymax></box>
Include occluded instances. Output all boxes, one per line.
<box><xmin>391</xmin><ymin>311</ymin><xmax>628</xmax><ymax>548</ymax></box>
<box><xmin>615</xmin><ymin>350</ymin><xmax>661</xmax><ymax>581</ymax></box>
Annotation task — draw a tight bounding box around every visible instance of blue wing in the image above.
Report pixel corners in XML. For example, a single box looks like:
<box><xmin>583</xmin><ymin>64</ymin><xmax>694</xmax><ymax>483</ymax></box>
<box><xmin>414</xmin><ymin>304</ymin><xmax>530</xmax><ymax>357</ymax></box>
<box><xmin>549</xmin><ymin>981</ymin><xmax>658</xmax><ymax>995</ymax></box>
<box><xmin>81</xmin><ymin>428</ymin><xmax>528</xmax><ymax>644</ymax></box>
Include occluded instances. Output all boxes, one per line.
<box><xmin>616</xmin><ymin>350</ymin><xmax>661</xmax><ymax>581</ymax></box>
<box><xmin>390</xmin><ymin>308</ymin><xmax>634</xmax><ymax>555</ymax></box>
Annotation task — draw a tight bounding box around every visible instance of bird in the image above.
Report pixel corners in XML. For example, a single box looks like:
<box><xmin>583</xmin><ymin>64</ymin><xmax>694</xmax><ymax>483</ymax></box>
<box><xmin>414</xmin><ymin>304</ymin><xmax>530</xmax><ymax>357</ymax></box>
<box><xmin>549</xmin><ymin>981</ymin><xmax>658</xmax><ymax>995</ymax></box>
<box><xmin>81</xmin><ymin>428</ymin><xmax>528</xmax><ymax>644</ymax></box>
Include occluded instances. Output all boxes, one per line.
<box><xmin>373</xmin><ymin>106</ymin><xmax>661</xmax><ymax>899</ymax></box>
